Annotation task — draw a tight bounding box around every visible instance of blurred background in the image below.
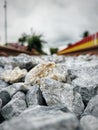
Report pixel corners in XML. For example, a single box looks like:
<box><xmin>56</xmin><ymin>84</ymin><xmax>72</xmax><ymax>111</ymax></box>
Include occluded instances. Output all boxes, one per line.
<box><xmin>0</xmin><ymin>0</ymin><xmax>98</xmax><ymax>54</ymax></box>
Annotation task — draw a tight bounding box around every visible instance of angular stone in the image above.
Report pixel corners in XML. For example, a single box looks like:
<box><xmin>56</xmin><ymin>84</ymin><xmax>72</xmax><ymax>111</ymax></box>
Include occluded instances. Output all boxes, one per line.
<box><xmin>0</xmin><ymin>54</ymin><xmax>98</xmax><ymax>129</ymax></box>
<box><xmin>1</xmin><ymin>67</ymin><xmax>27</xmax><ymax>83</ymax></box>
<box><xmin>0</xmin><ymin>113</ymin><xmax>5</xmax><ymax>124</ymax></box>
<box><xmin>0</xmin><ymin>68</ymin><xmax>5</xmax><ymax>80</ymax></box>
<box><xmin>26</xmin><ymin>84</ymin><xmax>47</xmax><ymax>106</ymax></box>
<box><xmin>11</xmin><ymin>54</ymin><xmax>44</xmax><ymax>70</ymax></box>
<box><xmin>0</xmin><ymin>80</ymin><xmax>8</xmax><ymax>88</ymax></box>
<box><xmin>20</xmin><ymin>105</ymin><xmax>70</xmax><ymax>117</ymax></box>
<box><xmin>0</xmin><ymin>57</ymin><xmax>15</xmax><ymax>68</ymax></box>
<box><xmin>2</xmin><ymin>82</ymin><xmax>28</xmax><ymax>97</ymax></box>
<box><xmin>11</xmin><ymin>54</ymin><xmax>34</xmax><ymax>70</ymax></box>
<box><xmin>0</xmin><ymin>98</ymin><xmax>2</xmax><ymax>108</ymax></box>
<box><xmin>0</xmin><ymin>105</ymin><xmax>79</xmax><ymax>130</ymax></box>
<box><xmin>80</xmin><ymin>115</ymin><xmax>98</xmax><ymax>130</ymax></box>
<box><xmin>1</xmin><ymin>92</ymin><xmax>27</xmax><ymax>120</ymax></box>
<box><xmin>12</xmin><ymin>91</ymin><xmax>26</xmax><ymax>100</ymax></box>
<box><xmin>0</xmin><ymin>91</ymin><xmax>11</xmax><ymax>107</ymax></box>
<box><xmin>69</xmin><ymin>60</ymin><xmax>98</xmax><ymax>82</ymax></box>
<box><xmin>40</xmin><ymin>78</ymin><xmax>84</xmax><ymax>117</ymax></box>
<box><xmin>25</xmin><ymin>62</ymin><xmax>68</xmax><ymax>85</ymax></box>
<box><xmin>83</xmin><ymin>95</ymin><xmax>98</xmax><ymax>117</ymax></box>
<box><xmin>71</xmin><ymin>62</ymin><xmax>98</xmax><ymax>105</ymax></box>
<box><xmin>65</xmin><ymin>56</ymin><xmax>98</xmax><ymax>71</ymax></box>
<box><xmin>41</xmin><ymin>55</ymin><xmax>65</xmax><ymax>63</ymax></box>
<box><xmin>72</xmin><ymin>78</ymin><xmax>98</xmax><ymax>105</ymax></box>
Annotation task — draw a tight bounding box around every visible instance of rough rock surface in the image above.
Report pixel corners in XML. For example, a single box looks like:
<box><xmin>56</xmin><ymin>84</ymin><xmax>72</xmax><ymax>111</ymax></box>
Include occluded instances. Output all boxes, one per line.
<box><xmin>70</xmin><ymin>61</ymin><xmax>98</xmax><ymax>105</ymax></box>
<box><xmin>1</xmin><ymin>67</ymin><xmax>27</xmax><ymax>83</ymax></box>
<box><xmin>0</xmin><ymin>54</ymin><xmax>98</xmax><ymax>130</ymax></box>
<box><xmin>80</xmin><ymin>115</ymin><xmax>98</xmax><ymax>130</ymax></box>
<box><xmin>0</xmin><ymin>98</ymin><xmax>2</xmax><ymax>108</ymax></box>
<box><xmin>0</xmin><ymin>91</ymin><xmax>11</xmax><ymax>107</ymax></box>
<box><xmin>26</xmin><ymin>84</ymin><xmax>47</xmax><ymax>106</ymax></box>
<box><xmin>25</xmin><ymin>62</ymin><xmax>68</xmax><ymax>85</ymax></box>
<box><xmin>40</xmin><ymin>78</ymin><xmax>84</xmax><ymax>117</ymax></box>
<box><xmin>0</xmin><ymin>80</ymin><xmax>8</xmax><ymax>88</ymax></box>
<box><xmin>1</xmin><ymin>91</ymin><xmax>27</xmax><ymax>120</ymax></box>
<box><xmin>10</xmin><ymin>53</ymin><xmax>44</xmax><ymax>70</ymax></box>
<box><xmin>0</xmin><ymin>105</ymin><xmax>79</xmax><ymax>130</ymax></box>
<box><xmin>83</xmin><ymin>95</ymin><xmax>98</xmax><ymax>117</ymax></box>
<box><xmin>1</xmin><ymin>82</ymin><xmax>28</xmax><ymax>97</ymax></box>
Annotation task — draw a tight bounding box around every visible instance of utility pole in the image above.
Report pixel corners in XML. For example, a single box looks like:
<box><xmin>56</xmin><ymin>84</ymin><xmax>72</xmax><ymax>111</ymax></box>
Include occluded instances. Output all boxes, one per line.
<box><xmin>4</xmin><ymin>0</ymin><xmax>7</xmax><ymax>44</ymax></box>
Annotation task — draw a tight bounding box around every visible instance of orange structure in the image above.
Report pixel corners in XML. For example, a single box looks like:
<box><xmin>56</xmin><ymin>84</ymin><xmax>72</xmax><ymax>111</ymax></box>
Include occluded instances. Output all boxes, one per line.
<box><xmin>0</xmin><ymin>45</ymin><xmax>40</xmax><ymax>56</ymax></box>
<box><xmin>57</xmin><ymin>32</ymin><xmax>98</xmax><ymax>55</ymax></box>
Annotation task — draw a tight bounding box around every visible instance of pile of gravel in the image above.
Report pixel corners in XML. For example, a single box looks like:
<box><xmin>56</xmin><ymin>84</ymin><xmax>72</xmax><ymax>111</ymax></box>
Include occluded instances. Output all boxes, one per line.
<box><xmin>0</xmin><ymin>54</ymin><xmax>98</xmax><ymax>130</ymax></box>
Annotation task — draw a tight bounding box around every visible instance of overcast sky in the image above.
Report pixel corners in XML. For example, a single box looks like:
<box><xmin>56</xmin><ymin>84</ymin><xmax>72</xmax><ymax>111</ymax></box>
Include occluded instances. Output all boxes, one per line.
<box><xmin>0</xmin><ymin>0</ymin><xmax>98</xmax><ymax>49</ymax></box>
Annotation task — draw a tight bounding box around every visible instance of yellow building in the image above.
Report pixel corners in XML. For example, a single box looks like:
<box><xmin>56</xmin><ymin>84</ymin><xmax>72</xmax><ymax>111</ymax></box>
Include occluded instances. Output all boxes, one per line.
<box><xmin>57</xmin><ymin>32</ymin><xmax>98</xmax><ymax>55</ymax></box>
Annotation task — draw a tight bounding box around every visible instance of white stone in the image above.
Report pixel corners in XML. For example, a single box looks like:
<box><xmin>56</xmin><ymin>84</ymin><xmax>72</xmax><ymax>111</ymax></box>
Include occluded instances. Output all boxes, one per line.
<box><xmin>1</xmin><ymin>67</ymin><xmax>27</xmax><ymax>83</ymax></box>
<box><xmin>25</xmin><ymin>62</ymin><xmax>68</xmax><ymax>85</ymax></box>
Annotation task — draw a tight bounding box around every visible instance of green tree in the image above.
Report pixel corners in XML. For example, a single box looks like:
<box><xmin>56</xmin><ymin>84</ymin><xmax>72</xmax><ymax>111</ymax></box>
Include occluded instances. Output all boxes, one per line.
<box><xmin>82</xmin><ymin>31</ymin><xmax>90</xmax><ymax>38</ymax></box>
<box><xmin>18</xmin><ymin>33</ymin><xmax>28</xmax><ymax>46</ymax></box>
<box><xmin>50</xmin><ymin>48</ymin><xmax>58</xmax><ymax>55</ymax></box>
<box><xmin>27</xmin><ymin>33</ymin><xmax>46</xmax><ymax>54</ymax></box>
<box><xmin>67</xmin><ymin>43</ymin><xmax>72</xmax><ymax>47</ymax></box>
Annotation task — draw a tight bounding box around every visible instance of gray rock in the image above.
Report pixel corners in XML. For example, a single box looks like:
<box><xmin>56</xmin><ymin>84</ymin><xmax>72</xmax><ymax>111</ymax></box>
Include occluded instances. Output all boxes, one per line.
<box><xmin>1</xmin><ymin>92</ymin><xmax>27</xmax><ymax>119</ymax></box>
<box><xmin>70</xmin><ymin>62</ymin><xmax>98</xmax><ymax>104</ymax></box>
<box><xmin>12</xmin><ymin>91</ymin><xmax>26</xmax><ymax>100</ymax></box>
<box><xmin>2</xmin><ymin>82</ymin><xmax>28</xmax><ymax>97</ymax></box>
<box><xmin>0</xmin><ymin>68</ymin><xmax>5</xmax><ymax>80</ymax></box>
<box><xmin>80</xmin><ymin>115</ymin><xmax>98</xmax><ymax>130</ymax></box>
<box><xmin>0</xmin><ymin>105</ymin><xmax>79</xmax><ymax>130</ymax></box>
<box><xmin>0</xmin><ymin>91</ymin><xmax>11</xmax><ymax>107</ymax></box>
<box><xmin>0</xmin><ymin>54</ymin><xmax>98</xmax><ymax>129</ymax></box>
<box><xmin>0</xmin><ymin>113</ymin><xmax>5</xmax><ymax>123</ymax></box>
<box><xmin>0</xmin><ymin>57</ymin><xmax>15</xmax><ymax>68</ymax></box>
<box><xmin>20</xmin><ymin>105</ymin><xmax>70</xmax><ymax>117</ymax></box>
<box><xmin>11</xmin><ymin>54</ymin><xmax>44</xmax><ymax>70</ymax></box>
<box><xmin>0</xmin><ymin>98</ymin><xmax>2</xmax><ymax>108</ymax></box>
<box><xmin>40</xmin><ymin>78</ymin><xmax>84</xmax><ymax>117</ymax></box>
<box><xmin>69</xmin><ymin>60</ymin><xmax>98</xmax><ymax>81</ymax></box>
<box><xmin>4</xmin><ymin>60</ymin><xmax>16</xmax><ymax>70</ymax></box>
<box><xmin>83</xmin><ymin>95</ymin><xmax>98</xmax><ymax>117</ymax></box>
<box><xmin>41</xmin><ymin>55</ymin><xmax>65</xmax><ymax>63</ymax></box>
<box><xmin>26</xmin><ymin>84</ymin><xmax>47</xmax><ymax>106</ymax></box>
<box><xmin>72</xmin><ymin>78</ymin><xmax>98</xmax><ymax>105</ymax></box>
<box><xmin>0</xmin><ymin>80</ymin><xmax>8</xmax><ymax>88</ymax></box>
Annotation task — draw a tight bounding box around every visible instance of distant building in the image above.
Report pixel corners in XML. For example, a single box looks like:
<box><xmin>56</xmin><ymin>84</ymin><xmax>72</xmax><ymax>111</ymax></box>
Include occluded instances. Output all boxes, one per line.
<box><xmin>0</xmin><ymin>43</ymin><xmax>40</xmax><ymax>56</ymax></box>
<box><xmin>6</xmin><ymin>43</ymin><xmax>27</xmax><ymax>51</ymax></box>
<box><xmin>57</xmin><ymin>32</ymin><xmax>98</xmax><ymax>55</ymax></box>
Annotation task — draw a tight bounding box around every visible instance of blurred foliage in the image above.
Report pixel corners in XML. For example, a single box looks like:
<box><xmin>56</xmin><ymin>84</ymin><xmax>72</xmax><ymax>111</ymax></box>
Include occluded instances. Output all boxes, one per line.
<box><xmin>82</xmin><ymin>31</ymin><xmax>90</xmax><ymax>38</ymax></box>
<box><xmin>50</xmin><ymin>48</ymin><xmax>58</xmax><ymax>55</ymax></box>
<box><xmin>67</xmin><ymin>43</ymin><xmax>72</xmax><ymax>47</ymax></box>
<box><xmin>27</xmin><ymin>33</ymin><xmax>47</xmax><ymax>54</ymax></box>
<box><xmin>18</xmin><ymin>33</ymin><xmax>28</xmax><ymax>45</ymax></box>
<box><xmin>18</xmin><ymin>32</ymin><xmax>47</xmax><ymax>54</ymax></box>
